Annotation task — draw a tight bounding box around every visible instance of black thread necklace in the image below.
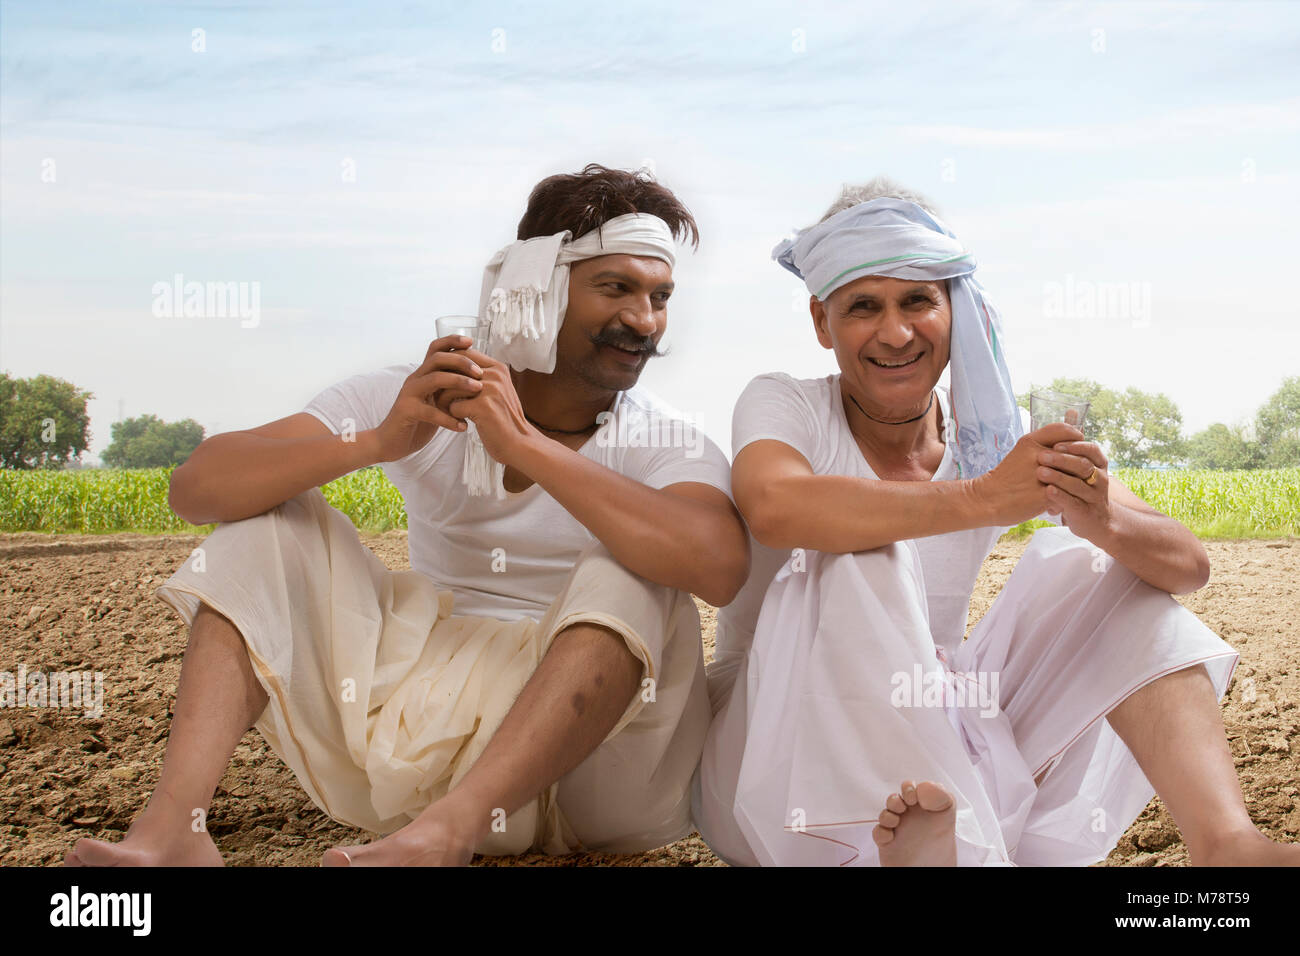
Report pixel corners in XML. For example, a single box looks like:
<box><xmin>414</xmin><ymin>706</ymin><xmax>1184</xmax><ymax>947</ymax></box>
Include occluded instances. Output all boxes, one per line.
<box><xmin>848</xmin><ymin>389</ymin><xmax>934</xmax><ymax>425</ymax></box>
<box><xmin>524</xmin><ymin>412</ymin><xmax>602</xmax><ymax>435</ymax></box>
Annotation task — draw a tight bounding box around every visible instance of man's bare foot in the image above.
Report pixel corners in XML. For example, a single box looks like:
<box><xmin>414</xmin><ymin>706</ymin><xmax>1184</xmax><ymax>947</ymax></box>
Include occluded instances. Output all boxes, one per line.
<box><xmin>1192</xmin><ymin>827</ymin><xmax>1300</xmax><ymax>866</ymax></box>
<box><xmin>323</xmin><ymin>802</ymin><xmax>485</xmax><ymax>867</ymax></box>
<box><xmin>872</xmin><ymin>779</ymin><xmax>957</xmax><ymax>867</ymax></box>
<box><xmin>64</xmin><ymin>806</ymin><xmax>223</xmax><ymax>867</ymax></box>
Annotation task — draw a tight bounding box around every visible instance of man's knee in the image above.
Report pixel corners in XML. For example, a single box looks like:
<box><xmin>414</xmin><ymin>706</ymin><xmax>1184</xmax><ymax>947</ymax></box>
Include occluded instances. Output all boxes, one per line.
<box><xmin>553</xmin><ymin>613</ymin><xmax>708</xmax><ymax>851</ymax></box>
<box><xmin>549</xmin><ymin>621</ymin><xmax>644</xmax><ymax>701</ymax></box>
<box><xmin>818</xmin><ymin>540</ymin><xmax>926</xmax><ymax>604</ymax></box>
<box><xmin>222</xmin><ymin>487</ymin><xmax>330</xmax><ymax>539</ymax></box>
<box><xmin>553</xmin><ymin>619</ymin><xmax>631</xmax><ymax>651</ymax></box>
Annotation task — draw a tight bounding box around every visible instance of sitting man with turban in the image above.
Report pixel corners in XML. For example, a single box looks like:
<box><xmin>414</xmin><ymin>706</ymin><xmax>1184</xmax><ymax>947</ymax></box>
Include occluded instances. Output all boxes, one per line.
<box><xmin>692</xmin><ymin>178</ymin><xmax>1298</xmax><ymax>867</ymax></box>
<box><xmin>67</xmin><ymin>164</ymin><xmax>749</xmax><ymax>867</ymax></box>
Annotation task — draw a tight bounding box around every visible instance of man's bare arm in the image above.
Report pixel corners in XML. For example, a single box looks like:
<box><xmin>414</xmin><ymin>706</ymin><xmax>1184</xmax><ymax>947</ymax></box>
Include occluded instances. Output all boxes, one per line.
<box><xmin>167</xmin><ymin>414</ymin><xmax>382</xmax><ymax>525</ymax></box>
<box><xmin>732</xmin><ymin>427</ymin><xmax>1078</xmax><ymax>554</ymax></box>
<box><xmin>1036</xmin><ymin>442</ymin><xmax>1210</xmax><ymax>594</ymax></box>
<box><xmin>1096</xmin><ymin>497</ymin><xmax>1210</xmax><ymax>595</ymax></box>
<box><xmin>734</xmin><ymin>439</ymin><xmax>992</xmax><ymax>553</ymax></box>
<box><xmin>512</xmin><ymin>435</ymin><xmax>750</xmax><ymax>607</ymax></box>
<box><xmin>169</xmin><ymin>336</ymin><xmax>484</xmax><ymax>525</ymax></box>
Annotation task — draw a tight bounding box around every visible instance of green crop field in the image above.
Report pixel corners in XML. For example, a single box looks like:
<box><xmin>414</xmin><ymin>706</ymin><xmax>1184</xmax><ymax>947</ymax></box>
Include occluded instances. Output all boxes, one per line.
<box><xmin>1</xmin><ymin>464</ymin><xmax>1298</xmax><ymax>540</ymax></box>
<box><xmin>0</xmin><ymin>465</ymin><xmax>407</xmax><ymax>536</ymax></box>
<box><xmin>1004</xmin><ymin>466</ymin><xmax>1300</xmax><ymax>540</ymax></box>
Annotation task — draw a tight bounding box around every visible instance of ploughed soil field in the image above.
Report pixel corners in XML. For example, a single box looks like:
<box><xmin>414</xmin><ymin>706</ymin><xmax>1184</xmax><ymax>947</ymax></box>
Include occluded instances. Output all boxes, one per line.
<box><xmin>2</xmin><ymin>529</ymin><xmax>1297</xmax><ymax>867</ymax></box>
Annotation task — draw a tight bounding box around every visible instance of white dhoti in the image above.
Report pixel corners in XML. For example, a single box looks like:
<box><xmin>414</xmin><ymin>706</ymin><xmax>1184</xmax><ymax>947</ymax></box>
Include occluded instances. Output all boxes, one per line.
<box><xmin>692</xmin><ymin>526</ymin><xmax>1238</xmax><ymax>866</ymax></box>
<box><xmin>155</xmin><ymin>486</ymin><xmax>710</xmax><ymax>856</ymax></box>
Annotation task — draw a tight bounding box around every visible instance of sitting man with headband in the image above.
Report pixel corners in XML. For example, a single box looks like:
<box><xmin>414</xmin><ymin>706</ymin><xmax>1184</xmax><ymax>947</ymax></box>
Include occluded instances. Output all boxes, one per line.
<box><xmin>67</xmin><ymin>164</ymin><xmax>748</xmax><ymax>867</ymax></box>
<box><xmin>692</xmin><ymin>178</ymin><xmax>1299</xmax><ymax>866</ymax></box>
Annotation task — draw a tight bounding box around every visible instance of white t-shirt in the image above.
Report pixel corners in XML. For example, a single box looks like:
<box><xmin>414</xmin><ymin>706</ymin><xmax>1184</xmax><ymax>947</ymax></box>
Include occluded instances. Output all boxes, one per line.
<box><xmin>712</xmin><ymin>371</ymin><xmax>1060</xmax><ymax>691</ymax></box>
<box><xmin>303</xmin><ymin>362</ymin><xmax>733</xmax><ymax>622</ymax></box>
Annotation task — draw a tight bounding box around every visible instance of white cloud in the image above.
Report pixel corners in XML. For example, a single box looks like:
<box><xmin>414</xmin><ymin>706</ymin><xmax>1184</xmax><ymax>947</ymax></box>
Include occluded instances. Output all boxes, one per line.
<box><xmin>900</xmin><ymin>97</ymin><xmax>1300</xmax><ymax>151</ymax></box>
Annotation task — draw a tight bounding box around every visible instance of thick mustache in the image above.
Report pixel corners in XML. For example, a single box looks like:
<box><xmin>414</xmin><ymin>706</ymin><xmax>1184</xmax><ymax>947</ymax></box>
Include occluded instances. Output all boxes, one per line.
<box><xmin>591</xmin><ymin>332</ymin><xmax>660</xmax><ymax>357</ymax></box>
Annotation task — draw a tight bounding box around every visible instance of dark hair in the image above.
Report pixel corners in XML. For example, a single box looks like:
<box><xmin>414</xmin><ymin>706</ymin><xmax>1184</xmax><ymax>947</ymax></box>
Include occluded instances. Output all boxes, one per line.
<box><xmin>516</xmin><ymin>163</ymin><xmax>699</xmax><ymax>248</ymax></box>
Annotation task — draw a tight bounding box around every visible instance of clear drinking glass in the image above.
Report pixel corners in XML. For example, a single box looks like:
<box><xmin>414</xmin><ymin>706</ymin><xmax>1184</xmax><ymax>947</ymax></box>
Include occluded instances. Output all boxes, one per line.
<box><xmin>1030</xmin><ymin>389</ymin><xmax>1090</xmax><ymax>431</ymax></box>
<box><xmin>435</xmin><ymin>314</ymin><xmax>489</xmax><ymax>351</ymax></box>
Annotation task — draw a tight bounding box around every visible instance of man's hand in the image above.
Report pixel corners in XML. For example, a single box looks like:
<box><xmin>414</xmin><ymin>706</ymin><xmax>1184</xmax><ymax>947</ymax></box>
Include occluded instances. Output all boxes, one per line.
<box><xmin>437</xmin><ymin>348</ymin><xmax>539</xmax><ymax>469</ymax></box>
<box><xmin>971</xmin><ymin>422</ymin><xmax>1084</xmax><ymax>527</ymax></box>
<box><xmin>1036</xmin><ymin>439</ymin><xmax>1114</xmax><ymax>545</ymax></box>
<box><xmin>370</xmin><ymin>335</ymin><xmax>484</xmax><ymax>464</ymax></box>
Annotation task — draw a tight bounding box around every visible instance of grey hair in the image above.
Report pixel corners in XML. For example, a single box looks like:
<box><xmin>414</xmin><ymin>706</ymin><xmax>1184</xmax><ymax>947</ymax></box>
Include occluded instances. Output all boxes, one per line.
<box><xmin>817</xmin><ymin>176</ymin><xmax>939</xmax><ymax>224</ymax></box>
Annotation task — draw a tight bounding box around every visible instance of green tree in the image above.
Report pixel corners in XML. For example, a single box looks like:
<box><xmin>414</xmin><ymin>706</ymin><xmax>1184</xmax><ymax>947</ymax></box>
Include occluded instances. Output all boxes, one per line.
<box><xmin>0</xmin><ymin>371</ymin><xmax>93</xmax><ymax>469</ymax></box>
<box><xmin>1183</xmin><ymin>422</ymin><xmax>1266</xmax><ymax>470</ymax></box>
<box><xmin>1016</xmin><ymin>378</ymin><xmax>1185</xmax><ymax>468</ymax></box>
<box><xmin>101</xmin><ymin>414</ymin><xmax>205</xmax><ymax>469</ymax></box>
<box><xmin>1255</xmin><ymin>376</ymin><xmax>1300</xmax><ymax>468</ymax></box>
<box><xmin>1017</xmin><ymin>378</ymin><xmax>1108</xmax><ymax>445</ymax></box>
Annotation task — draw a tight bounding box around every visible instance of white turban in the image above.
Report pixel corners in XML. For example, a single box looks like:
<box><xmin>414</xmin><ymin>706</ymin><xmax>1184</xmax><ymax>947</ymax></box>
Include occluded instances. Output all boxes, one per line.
<box><xmin>772</xmin><ymin>197</ymin><xmax>1023</xmax><ymax>481</ymax></box>
<box><xmin>462</xmin><ymin>212</ymin><xmax>679</xmax><ymax>496</ymax></box>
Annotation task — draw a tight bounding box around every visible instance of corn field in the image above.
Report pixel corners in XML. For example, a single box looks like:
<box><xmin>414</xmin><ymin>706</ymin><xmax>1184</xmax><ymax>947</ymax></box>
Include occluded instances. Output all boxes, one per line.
<box><xmin>0</xmin><ymin>465</ymin><xmax>407</xmax><ymax>535</ymax></box>
<box><xmin>1</xmin><ymin>464</ymin><xmax>1297</xmax><ymax>539</ymax></box>
<box><xmin>1004</xmin><ymin>466</ymin><xmax>1300</xmax><ymax>539</ymax></box>
<box><xmin>1112</xmin><ymin>466</ymin><xmax>1300</xmax><ymax>539</ymax></box>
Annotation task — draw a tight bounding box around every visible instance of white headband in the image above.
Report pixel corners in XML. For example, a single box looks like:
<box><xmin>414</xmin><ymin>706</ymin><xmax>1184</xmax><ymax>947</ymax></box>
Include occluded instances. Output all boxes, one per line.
<box><xmin>476</xmin><ymin>212</ymin><xmax>677</xmax><ymax>374</ymax></box>
<box><xmin>463</xmin><ymin>212</ymin><xmax>679</xmax><ymax>496</ymax></box>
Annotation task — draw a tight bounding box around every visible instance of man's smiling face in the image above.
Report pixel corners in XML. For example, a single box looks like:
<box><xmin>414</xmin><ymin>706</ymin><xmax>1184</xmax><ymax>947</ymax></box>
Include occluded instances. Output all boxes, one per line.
<box><xmin>555</xmin><ymin>253</ymin><xmax>674</xmax><ymax>392</ymax></box>
<box><xmin>811</xmin><ymin>274</ymin><xmax>952</xmax><ymax>416</ymax></box>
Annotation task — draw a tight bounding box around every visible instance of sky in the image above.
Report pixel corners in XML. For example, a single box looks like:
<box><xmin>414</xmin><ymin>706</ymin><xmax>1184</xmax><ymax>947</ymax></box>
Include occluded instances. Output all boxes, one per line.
<box><xmin>2</xmin><ymin>0</ymin><xmax>1298</xmax><ymax>461</ymax></box>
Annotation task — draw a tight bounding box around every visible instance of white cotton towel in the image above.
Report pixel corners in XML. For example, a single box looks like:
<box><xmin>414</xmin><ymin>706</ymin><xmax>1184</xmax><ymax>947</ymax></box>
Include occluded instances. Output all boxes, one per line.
<box><xmin>461</xmin><ymin>213</ymin><xmax>678</xmax><ymax>497</ymax></box>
